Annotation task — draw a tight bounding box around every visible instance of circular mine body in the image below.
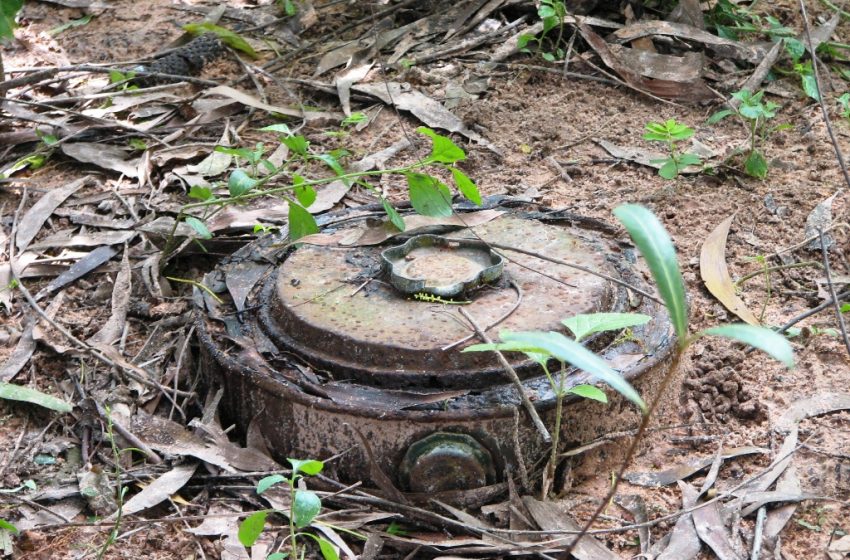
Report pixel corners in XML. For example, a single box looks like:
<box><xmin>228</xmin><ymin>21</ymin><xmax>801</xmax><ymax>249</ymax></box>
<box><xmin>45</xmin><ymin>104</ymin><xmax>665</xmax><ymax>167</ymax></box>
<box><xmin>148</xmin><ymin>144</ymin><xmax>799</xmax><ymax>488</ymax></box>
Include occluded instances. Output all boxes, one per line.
<box><xmin>196</xmin><ymin>205</ymin><xmax>675</xmax><ymax>501</ymax></box>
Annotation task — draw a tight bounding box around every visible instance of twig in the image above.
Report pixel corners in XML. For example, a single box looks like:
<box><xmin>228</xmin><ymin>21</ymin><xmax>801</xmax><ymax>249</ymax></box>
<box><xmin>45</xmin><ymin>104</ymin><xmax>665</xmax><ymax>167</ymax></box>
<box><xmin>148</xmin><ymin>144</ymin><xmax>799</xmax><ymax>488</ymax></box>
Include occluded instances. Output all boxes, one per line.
<box><xmin>486</xmin><ymin>242</ymin><xmax>663</xmax><ymax>304</ymax></box>
<box><xmin>775</xmin><ymin>289</ymin><xmax>850</xmax><ymax>334</ymax></box>
<box><xmin>751</xmin><ymin>506</ymin><xmax>767</xmax><ymax>560</ymax></box>
<box><xmin>799</xmin><ymin>0</ymin><xmax>850</xmax><ymax>190</ymax></box>
<box><xmin>818</xmin><ymin>231</ymin><xmax>850</xmax><ymax>356</ymax></box>
<box><xmin>457</xmin><ymin>307</ymin><xmax>551</xmax><ymax>443</ymax></box>
<box><xmin>441</xmin><ymin>279</ymin><xmax>524</xmax><ymax>351</ymax></box>
<box><xmin>735</xmin><ymin>261</ymin><xmax>822</xmax><ymax>286</ymax></box>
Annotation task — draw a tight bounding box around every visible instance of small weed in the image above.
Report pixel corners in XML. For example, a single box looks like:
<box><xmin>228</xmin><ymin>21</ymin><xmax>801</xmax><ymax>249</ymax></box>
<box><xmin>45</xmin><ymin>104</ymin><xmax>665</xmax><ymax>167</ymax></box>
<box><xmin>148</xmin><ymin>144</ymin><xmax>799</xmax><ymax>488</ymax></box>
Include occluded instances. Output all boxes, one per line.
<box><xmin>239</xmin><ymin>458</ymin><xmax>341</xmax><ymax>560</ymax></box>
<box><xmin>643</xmin><ymin>119</ymin><xmax>702</xmax><ymax>180</ymax></box>
<box><xmin>838</xmin><ymin>93</ymin><xmax>850</xmax><ymax>121</ymax></box>
<box><xmin>385</xmin><ymin>521</ymin><xmax>408</xmax><ymax>536</ymax></box>
<box><xmin>277</xmin><ymin>0</ymin><xmax>298</xmax><ymax>17</ymax></box>
<box><xmin>709</xmin><ymin>89</ymin><xmax>782</xmax><ymax>179</ymax></box>
<box><xmin>518</xmin><ymin>0</ymin><xmax>568</xmax><ymax>62</ymax></box>
<box><xmin>413</xmin><ymin>293</ymin><xmax>471</xmax><ymax>305</ymax></box>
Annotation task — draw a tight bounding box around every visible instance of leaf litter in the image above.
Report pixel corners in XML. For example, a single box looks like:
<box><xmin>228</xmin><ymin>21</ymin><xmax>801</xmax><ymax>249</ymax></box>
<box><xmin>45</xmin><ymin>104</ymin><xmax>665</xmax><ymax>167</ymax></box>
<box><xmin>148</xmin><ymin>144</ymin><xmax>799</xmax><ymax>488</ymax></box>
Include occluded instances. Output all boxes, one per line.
<box><xmin>1</xmin><ymin>0</ymin><xmax>849</xmax><ymax>558</ymax></box>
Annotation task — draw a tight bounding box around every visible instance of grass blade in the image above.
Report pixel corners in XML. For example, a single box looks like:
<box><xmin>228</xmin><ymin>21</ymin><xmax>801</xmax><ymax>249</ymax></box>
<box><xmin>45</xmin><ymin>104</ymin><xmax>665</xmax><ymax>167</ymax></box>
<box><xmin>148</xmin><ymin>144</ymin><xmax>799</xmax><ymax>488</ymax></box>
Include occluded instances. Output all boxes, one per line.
<box><xmin>561</xmin><ymin>312</ymin><xmax>651</xmax><ymax>342</ymax></box>
<box><xmin>613</xmin><ymin>204</ymin><xmax>688</xmax><ymax>347</ymax></box>
<box><xmin>0</xmin><ymin>382</ymin><xmax>73</xmax><ymax>413</ymax></box>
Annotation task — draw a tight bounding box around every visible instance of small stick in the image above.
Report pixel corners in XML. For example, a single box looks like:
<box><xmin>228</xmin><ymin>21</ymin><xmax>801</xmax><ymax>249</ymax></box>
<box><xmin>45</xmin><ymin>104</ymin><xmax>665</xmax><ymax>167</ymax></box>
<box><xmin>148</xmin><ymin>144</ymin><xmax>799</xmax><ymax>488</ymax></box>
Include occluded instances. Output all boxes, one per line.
<box><xmin>94</xmin><ymin>401</ymin><xmax>162</xmax><ymax>464</ymax></box>
<box><xmin>818</xmin><ymin>231</ymin><xmax>850</xmax><ymax>356</ymax></box>
<box><xmin>458</xmin><ymin>307</ymin><xmax>551</xmax><ymax>443</ymax></box>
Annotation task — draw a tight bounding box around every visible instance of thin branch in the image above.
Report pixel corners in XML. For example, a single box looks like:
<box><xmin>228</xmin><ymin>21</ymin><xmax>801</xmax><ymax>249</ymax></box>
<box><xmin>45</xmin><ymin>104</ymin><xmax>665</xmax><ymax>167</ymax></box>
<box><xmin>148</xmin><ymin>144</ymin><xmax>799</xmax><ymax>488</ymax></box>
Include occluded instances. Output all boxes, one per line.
<box><xmin>818</xmin><ymin>230</ymin><xmax>850</xmax><ymax>355</ymax></box>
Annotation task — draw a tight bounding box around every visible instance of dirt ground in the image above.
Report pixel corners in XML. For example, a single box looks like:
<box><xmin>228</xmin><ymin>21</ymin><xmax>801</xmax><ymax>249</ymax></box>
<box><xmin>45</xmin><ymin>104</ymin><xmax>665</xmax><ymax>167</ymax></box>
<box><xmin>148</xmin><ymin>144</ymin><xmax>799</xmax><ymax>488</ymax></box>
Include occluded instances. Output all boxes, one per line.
<box><xmin>1</xmin><ymin>0</ymin><xmax>849</xmax><ymax>559</ymax></box>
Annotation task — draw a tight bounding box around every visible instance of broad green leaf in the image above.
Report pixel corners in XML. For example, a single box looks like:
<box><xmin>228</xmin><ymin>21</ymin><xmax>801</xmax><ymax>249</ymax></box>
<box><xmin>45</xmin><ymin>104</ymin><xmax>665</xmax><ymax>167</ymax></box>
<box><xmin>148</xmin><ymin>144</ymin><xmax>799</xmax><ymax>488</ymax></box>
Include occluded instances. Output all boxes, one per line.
<box><xmin>292</xmin><ymin>489</ymin><xmax>322</xmax><ymax>528</ymax></box>
<box><xmin>288</xmin><ymin>202</ymin><xmax>319</xmax><ymax>241</ymax></box>
<box><xmin>382</xmin><ymin>198</ymin><xmax>406</xmax><ymax>231</ymax></box>
<box><xmin>613</xmin><ymin>204</ymin><xmax>688</xmax><ymax>347</ymax></box>
<box><xmin>702</xmin><ymin>324</ymin><xmax>794</xmax><ymax>368</ymax></box>
<box><xmin>658</xmin><ymin>160</ymin><xmax>678</xmax><ymax>180</ymax></box>
<box><xmin>228</xmin><ymin>169</ymin><xmax>257</xmax><ymax>197</ymax></box>
<box><xmin>417</xmin><ymin>127</ymin><xmax>466</xmax><ymax>164</ymax></box>
<box><xmin>406</xmin><ymin>173</ymin><xmax>453</xmax><ymax>217</ymax></box>
<box><xmin>288</xmin><ymin>458</ymin><xmax>324</xmax><ymax>476</ymax></box>
<box><xmin>784</xmin><ymin>37</ymin><xmax>805</xmax><ymax>61</ymax></box>
<box><xmin>282</xmin><ymin>135</ymin><xmax>309</xmax><ymax>156</ymax></box>
<box><xmin>707</xmin><ymin>109</ymin><xmax>734</xmax><ymax>125</ymax></box>
<box><xmin>678</xmin><ymin>153</ymin><xmax>702</xmax><ymax>167</ymax></box>
<box><xmin>341</xmin><ymin>112</ymin><xmax>368</xmax><ymax>127</ymax></box>
<box><xmin>499</xmin><ymin>331</ymin><xmax>646</xmax><ymax>412</ymax></box>
<box><xmin>0</xmin><ymin>518</ymin><xmax>18</xmax><ymax>534</ymax></box>
<box><xmin>841</xmin><ymin>303</ymin><xmax>850</xmax><ymax>313</ymax></box>
<box><xmin>182</xmin><ymin>22</ymin><xmax>257</xmax><ymax>58</ymax></box>
<box><xmin>0</xmin><ymin>0</ymin><xmax>23</xmax><ymax>40</ymax></box>
<box><xmin>267</xmin><ymin>553</ymin><xmax>290</xmax><ymax>560</ymax></box>
<box><xmin>184</xmin><ymin>216</ymin><xmax>212</xmax><ymax>239</ymax></box>
<box><xmin>256</xmin><ymin>474</ymin><xmax>287</xmax><ymax>494</ymax></box>
<box><xmin>215</xmin><ymin>146</ymin><xmax>254</xmax><ymax>160</ymax></box>
<box><xmin>316</xmin><ymin>536</ymin><xmax>340</xmax><ymax>560</ymax></box>
<box><xmin>561</xmin><ymin>313</ymin><xmax>652</xmax><ymax>342</ymax></box>
<box><xmin>567</xmin><ymin>384</ymin><xmax>608</xmax><ymax>403</ymax></box>
<box><xmin>188</xmin><ymin>186</ymin><xmax>213</xmax><ymax>201</ymax></box>
<box><xmin>744</xmin><ymin>150</ymin><xmax>768</xmax><ymax>179</ymax></box>
<box><xmin>313</xmin><ymin>153</ymin><xmax>350</xmax><ymax>187</ymax></box>
<box><xmin>0</xmin><ymin>383</ymin><xmax>73</xmax><ymax>413</ymax></box>
<box><xmin>292</xmin><ymin>176</ymin><xmax>316</xmax><ymax>208</ymax></box>
<box><xmin>450</xmin><ymin>168</ymin><xmax>481</xmax><ymax>205</ymax></box>
<box><xmin>238</xmin><ymin>510</ymin><xmax>268</xmax><ymax>547</ymax></box>
<box><xmin>464</xmin><ymin>340</ymin><xmax>552</xmax><ymax>354</ymax></box>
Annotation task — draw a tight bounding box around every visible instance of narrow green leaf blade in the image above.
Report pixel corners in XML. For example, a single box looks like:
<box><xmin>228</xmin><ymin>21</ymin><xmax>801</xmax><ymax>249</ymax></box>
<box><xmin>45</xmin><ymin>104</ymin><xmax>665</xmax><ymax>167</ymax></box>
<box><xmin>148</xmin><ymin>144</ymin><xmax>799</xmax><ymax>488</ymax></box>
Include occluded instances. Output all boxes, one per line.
<box><xmin>0</xmin><ymin>382</ymin><xmax>73</xmax><ymax>413</ymax></box>
<box><xmin>184</xmin><ymin>216</ymin><xmax>213</xmax><ymax>239</ymax></box>
<box><xmin>382</xmin><ymin>198</ymin><xmax>406</xmax><ymax>231</ymax></box>
<box><xmin>0</xmin><ymin>518</ymin><xmax>19</xmax><ymax>534</ymax></box>
<box><xmin>566</xmin><ymin>384</ymin><xmax>608</xmax><ymax>403</ymax></box>
<box><xmin>450</xmin><ymin>167</ymin><xmax>482</xmax><ymax>205</ymax></box>
<box><xmin>238</xmin><ymin>510</ymin><xmax>268</xmax><ymax>547</ymax></box>
<box><xmin>561</xmin><ymin>313</ymin><xmax>652</xmax><ymax>342</ymax></box>
<box><xmin>613</xmin><ymin>204</ymin><xmax>688</xmax><ymax>347</ymax></box>
<box><xmin>288</xmin><ymin>458</ymin><xmax>324</xmax><ymax>476</ymax></box>
<box><xmin>256</xmin><ymin>474</ymin><xmax>287</xmax><ymax>494</ymax></box>
<box><xmin>292</xmin><ymin>489</ymin><xmax>322</xmax><ymax>528</ymax></box>
<box><xmin>317</xmin><ymin>536</ymin><xmax>340</xmax><ymax>560</ymax></box>
<box><xmin>500</xmin><ymin>331</ymin><xmax>646</xmax><ymax>412</ymax></box>
<box><xmin>703</xmin><ymin>324</ymin><xmax>795</xmax><ymax>369</ymax></box>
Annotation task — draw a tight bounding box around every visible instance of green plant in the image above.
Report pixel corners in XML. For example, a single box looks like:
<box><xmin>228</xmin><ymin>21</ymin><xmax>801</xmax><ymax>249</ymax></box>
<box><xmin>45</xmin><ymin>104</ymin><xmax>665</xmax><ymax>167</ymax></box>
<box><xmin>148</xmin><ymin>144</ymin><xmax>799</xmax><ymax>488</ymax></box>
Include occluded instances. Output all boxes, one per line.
<box><xmin>838</xmin><ymin>93</ymin><xmax>850</xmax><ymax>121</ymax></box>
<box><xmin>176</xmin><ymin>126</ymin><xmax>481</xmax><ymax>245</ymax></box>
<box><xmin>517</xmin><ymin>0</ymin><xmax>568</xmax><ymax>62</ymax></box>
<box><xmin>643</xmin><ymin>119</ymin><xmax>702</xmax><ymax>180</ymax></box>
<box><xmin>182</xmin><ymin>22</ymin><xmax>257</xmax><ymax>58</ymax></box>
<box><xmin>709</xmin><ymin>89</ymin><xmax>782</xmax><ymax>179</ymax></box>
<box><xmin>97</xmin><ymin>406</ymin><xmax>135</xmax><ymax>560</ymax></box>
<box><xmin>0</xmin><ymin>0</ymin><xmax>23</xmax><ymax>41</ymax></box>
<box><xmin>239</xmin><ymin>458</ymin><xmax>339</xmax><ymax>560</ymax></box>
<box><xmin>466</xmin><ymin>204</ymin><xmax>793</xmax><ymax>524</ymax></box>
<box><xmin>277</xmin><ymin>0</ymin><xmax>297</xmax><ymax>16</ymax></box>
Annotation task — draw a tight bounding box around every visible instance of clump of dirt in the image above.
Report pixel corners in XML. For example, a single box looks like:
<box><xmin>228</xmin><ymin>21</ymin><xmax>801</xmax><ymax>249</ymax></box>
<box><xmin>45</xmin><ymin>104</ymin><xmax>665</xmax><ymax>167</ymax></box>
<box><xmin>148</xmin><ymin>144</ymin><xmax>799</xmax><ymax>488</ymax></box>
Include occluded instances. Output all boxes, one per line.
<box><xmin>681</xmin><ymin>343</ymin><xmax>768</xmax><ymax>423</ymax></box>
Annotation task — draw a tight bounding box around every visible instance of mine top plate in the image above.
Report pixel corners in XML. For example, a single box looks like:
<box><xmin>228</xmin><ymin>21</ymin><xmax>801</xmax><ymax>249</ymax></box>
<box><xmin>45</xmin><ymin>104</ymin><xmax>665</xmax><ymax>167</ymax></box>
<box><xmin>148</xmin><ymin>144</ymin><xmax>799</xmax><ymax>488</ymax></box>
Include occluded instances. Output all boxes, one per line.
<box><xmin>265</xmin><ymin>215</ymin><xmax>625</xmax><ymax>389</ymax></box>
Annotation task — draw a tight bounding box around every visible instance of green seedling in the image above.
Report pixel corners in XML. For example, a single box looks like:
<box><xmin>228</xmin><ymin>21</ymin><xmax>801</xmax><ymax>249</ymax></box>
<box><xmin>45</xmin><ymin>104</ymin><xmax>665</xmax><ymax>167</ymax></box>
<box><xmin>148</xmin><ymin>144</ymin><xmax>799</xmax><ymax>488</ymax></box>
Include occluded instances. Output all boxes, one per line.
<box><xmin>173</xmin><ymin>126</ymin><xmax>481</xmax><ymax>251</ymax></box>
<box><xmin>838</xmin><ymin>93</ymin><xmax>850</xmax><ymax>121</ymax></box>
<box><xmin>97</xmin><ymin>406</ymin><xmax>139</xmax><ymax>560</ymax></box>
<box><xmin>239</xmin><ymin>458</ymin><xmax>340</xmax><ymax>560</ymax></box>
<box><xmin>643</xmin><ymin>119</ymin><xmax>702</xmax><ymax>180</ymax></box>
<box><xmin>48</xmin><ymin>14</ymin><xmax>92</xmax><ymax>36</ymax></box>
<box><xmin>709</xmin><ymin>89</ymin><xmax>782</xmax><ymax>179</ymax></box>
<box><xmin>517</xmin><ymin>0</ymin><xmax>568</xmax><ymax>62</ymax></box>
<box><xmin>277</xmin><ymin>0</ymin><xmax>298</xmax><ymax>16</ymax></box>
<box><xmin>468</xmin><ymin>204</ymin><xmax>793</xmax><ymax>518</ymax></box>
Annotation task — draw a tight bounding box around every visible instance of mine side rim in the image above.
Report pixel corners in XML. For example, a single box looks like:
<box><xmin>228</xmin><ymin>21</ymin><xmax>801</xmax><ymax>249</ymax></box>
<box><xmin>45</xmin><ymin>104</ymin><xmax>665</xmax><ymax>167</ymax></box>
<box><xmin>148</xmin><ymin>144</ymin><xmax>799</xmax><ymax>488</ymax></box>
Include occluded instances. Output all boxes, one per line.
<box><xmin>194</xmin><ymin>309</ymin><xmax>677</xmax><ymax>423</ymax></box>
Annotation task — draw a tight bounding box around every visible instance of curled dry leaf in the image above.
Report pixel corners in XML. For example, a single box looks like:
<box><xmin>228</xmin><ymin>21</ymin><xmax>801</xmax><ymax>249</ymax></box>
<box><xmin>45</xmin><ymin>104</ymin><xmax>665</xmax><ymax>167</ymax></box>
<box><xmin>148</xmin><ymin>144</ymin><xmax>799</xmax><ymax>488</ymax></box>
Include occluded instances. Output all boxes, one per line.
<box><xmin>700</xmin><ymin>214</ymin><xmax>760</xmax><ymax>325</ymax></box>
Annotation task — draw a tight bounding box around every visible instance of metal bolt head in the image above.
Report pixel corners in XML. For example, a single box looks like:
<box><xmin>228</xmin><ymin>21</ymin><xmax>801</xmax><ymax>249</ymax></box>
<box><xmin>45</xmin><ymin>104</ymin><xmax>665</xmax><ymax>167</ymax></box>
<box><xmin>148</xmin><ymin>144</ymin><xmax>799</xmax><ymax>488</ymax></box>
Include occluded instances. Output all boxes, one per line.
<box><xmin>400</xmin><ymin>432</ymin><xmax>496</xmax><ymax>493</ymax></box>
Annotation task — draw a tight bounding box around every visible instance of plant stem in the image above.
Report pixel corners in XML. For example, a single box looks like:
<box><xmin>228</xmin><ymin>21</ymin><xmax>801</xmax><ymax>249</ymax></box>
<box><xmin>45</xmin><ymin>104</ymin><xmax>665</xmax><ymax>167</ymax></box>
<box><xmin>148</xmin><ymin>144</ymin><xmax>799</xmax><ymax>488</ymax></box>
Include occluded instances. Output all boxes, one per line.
<box><xmin>735</xmin><ymin>261</ymin><xmax>821</xmax><ymax>285</ymax></box>
<box><xmin>562</xmin><ymin>348</ymin><xmax>683</xmax><ymax>557</ymax></box>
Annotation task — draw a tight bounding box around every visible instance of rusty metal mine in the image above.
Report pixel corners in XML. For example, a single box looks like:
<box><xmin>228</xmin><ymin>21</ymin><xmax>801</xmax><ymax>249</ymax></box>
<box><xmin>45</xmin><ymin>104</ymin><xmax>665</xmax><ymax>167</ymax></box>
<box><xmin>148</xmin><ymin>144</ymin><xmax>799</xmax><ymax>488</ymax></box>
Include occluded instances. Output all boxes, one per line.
<box><xmin>195</xmin><ymin>200</ymin><xmax>675</xmax><ymax>503</ymax></box>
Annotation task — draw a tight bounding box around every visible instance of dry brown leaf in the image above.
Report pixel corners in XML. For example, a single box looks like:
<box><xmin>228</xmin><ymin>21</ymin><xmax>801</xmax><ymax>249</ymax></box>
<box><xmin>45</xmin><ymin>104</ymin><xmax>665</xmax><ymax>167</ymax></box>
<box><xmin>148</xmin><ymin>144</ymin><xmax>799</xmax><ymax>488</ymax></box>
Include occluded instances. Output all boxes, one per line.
<box><xmin>202</xmin><ymin>85</ymin><xmax>342</xmax><ymax>122</ymax></box>
<box><xmin>693</xmin><ymin>500</ymin><xmax>743</xmax><ymax>560</ymax></box>
<box><xmin>657</xmin><ymin>482</ymin><xmax>701</xmax><ymax>560</ymax></box>
<box><xmin>28</xmin><ymin>230</ymin><xmax>136</xmax><ymax>251</ymax></box>
<box><xmin>61</xmin><ymin>143</ymin><xmax>141</xmax><ymax>178</ymax></box>
<box><xmin>88</xmin><ymin>248</ymin><xmax>131</xmax><ymax>345</ymax></box>
<box><xmin>15</xmin><ymin>176</ymin><xmax>92</xmax><ymax>252</ymax></box>
<box><xmin>112</xmin><ymin>463</ymin><xmax>197</xmax><ymax>519</ymax></box>
<box><xmin>776</xmin><ymin>392</ymin><xmax>850</xmax><ymax>430</ymax></box>
<box><xmin>522</xmin><ymin>496</ymin><xmax>621</xmax><ymax>560</ymax></box>
<box><xmin>804</xmin><ymin>190</ymin><xmax>841</xmax><ymax>251</ymax></box>
<box><xmin>700</xmin><ymin>214</ymin><xmax>760</xmax><ymax>325</ymax></box>
<box><xmin>623</xmin><ymin>446</ymin><xmax>765</xmax><ymax>487</ymax></box>
<box><xmin>35</xmin><ymin>246</ymin><xmax>119</xmax><ymax>301</ymax></box>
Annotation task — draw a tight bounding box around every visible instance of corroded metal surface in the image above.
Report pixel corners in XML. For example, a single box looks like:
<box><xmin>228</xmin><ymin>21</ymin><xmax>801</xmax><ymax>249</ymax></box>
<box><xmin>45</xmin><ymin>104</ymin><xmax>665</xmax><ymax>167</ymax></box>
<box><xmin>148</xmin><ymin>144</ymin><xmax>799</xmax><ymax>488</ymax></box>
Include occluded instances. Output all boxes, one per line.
<box><xmin>195</xmin><ymin>202</ymin><xmax>676</xmax><ymax>498</ymax></box>
<box><xmin>267</xmin><ymin>216</ymin><xmax>619</xmax><ymax>388</ymax></box>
